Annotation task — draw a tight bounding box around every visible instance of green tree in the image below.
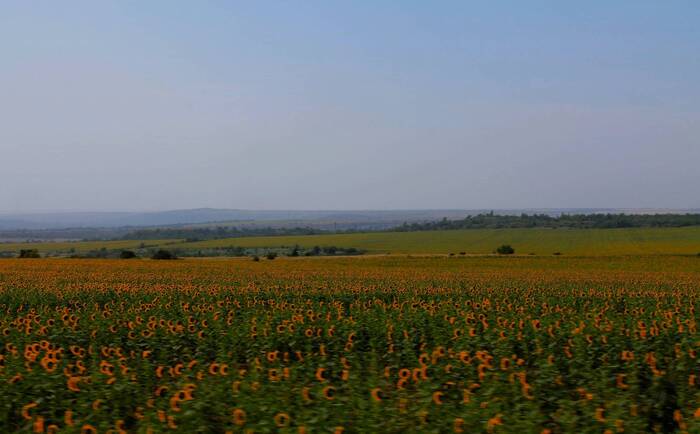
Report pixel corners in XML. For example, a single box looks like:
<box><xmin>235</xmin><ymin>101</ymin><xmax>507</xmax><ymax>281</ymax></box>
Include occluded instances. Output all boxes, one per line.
<box><xmin>151</xmin><ymin>249</ymin><xmax>176</xmax><ymax>260</ymax></box>
<box><xmin>18</xmin><ymin>249</ymin><xmax>41</xmax><ymax>258</ymax></box>
<box><xmin>496</xmin><ymin>245</ymin><xmax>515</xmax><ymax>255</ymax></box>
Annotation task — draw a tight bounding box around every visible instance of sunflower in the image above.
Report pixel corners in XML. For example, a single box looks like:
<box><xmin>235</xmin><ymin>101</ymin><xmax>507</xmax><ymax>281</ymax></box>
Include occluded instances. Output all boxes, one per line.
<box><xmin>92</xmin><ymin>400</ymin><xmax>103</xmax><ymax>411</ymax></box>
<box><xmin>170</xmin><ymin>395</ymin><xmax>182</xmax><ymax>412</ymax></box>
<box><xmin>232</xmin><ymin>408</ymin><xmax>246</xmax><ymax>426</ymax></box>
<box><xmin>322</xmin><ymin>385</ymin><xmax>336</xmax><ymax>400</ymax></box>
<box><xmin>208</xmin><ymin>362</ymin><xmax>220</xmax><ymax>375</ymax></box>
<box><xmin>22</xmin><ymin>402</ymin><xmax>37</xmax><ymax>420</ymax></box>
<box><xmin>65</xmin><ymin>376</ymin><xmax>82</xmax><ymax>392</ymax></box>
<box><xmin>65</xmin><ymin>410</ymin><xmax>74</xmax><ymax>427</ymax></box>
<box><xmin>499</xmin><ymin>358</ymin><xmax>510</xmax><ymax>370</ymax></box>
<box><xmin>486</xmin><ymin>414</ymin><xmax>503</xmax><ymax>433</ymax></box>
<box><xmin>616</xmin><ymin>374</ymin><xmax>629</xmax><ymax>389</ymax></box>
<box><xmin>274</xmin><ymin>412</ymin><xmax>291</xmax><ymax>428</ymax></box>
<box><xmin>302</xmin><ymin>387</ymin><xmax>312</xmax><ymax>402</ymax></box>
<box><xmin>595</xmin><ymin>407</ymin><xmax>606</xmax><ymax>422</ymax></box>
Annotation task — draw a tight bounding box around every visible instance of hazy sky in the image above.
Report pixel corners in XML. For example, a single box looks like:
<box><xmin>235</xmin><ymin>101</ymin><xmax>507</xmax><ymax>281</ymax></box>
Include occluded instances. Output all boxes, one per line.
<box><xmin>1</xmin><ymin>1</ymin><xmax>698</xmax><ymax>212</ymax></box>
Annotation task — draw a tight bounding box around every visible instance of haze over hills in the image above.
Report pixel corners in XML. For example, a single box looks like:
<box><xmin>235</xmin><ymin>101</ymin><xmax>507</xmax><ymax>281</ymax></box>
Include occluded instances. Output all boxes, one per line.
<box><xmin>0</xmin><ymin>208</ymin><xmax>469</xmax><ymax>230</ymax></box>
<box><xmin>1</xmin><ymin>208</ymin><xmax>700</xmax><ymax>232</ymax></box>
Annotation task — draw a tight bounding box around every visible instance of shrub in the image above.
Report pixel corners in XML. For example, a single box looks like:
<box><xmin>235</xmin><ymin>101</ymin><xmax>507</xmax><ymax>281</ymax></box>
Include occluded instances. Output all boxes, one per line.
<box><xmin>266</xmin><ymin>252</ymin><xmax>277</xmax><ymax>260</ymax></box>
<box><xmin>19</xmin><ymin>249</ymin><xmax>41</xmax><ymax>258</ymax></box>
<box><xmin>496</xmin><ymin>245</ymin><xmax>515</xmax><ymax>255</ymax></box>
<box><xmin>251</xmin><ymin>255</ymin><xmax>260</xmax><ymax>262</ymax></box>
<box><xmin>151</xmin><ymin>249</ymin><xmax>176</xmax><ymax>260</ymax></box>
<box><xmin>322</xmin><ymin>246</ymin><xmax>337</xmax><ymax>255</ymax></box>
<box><xmin>120</xmin><ymin>250</ymin><xmax>137</xmax><ymax>259</ymax></box>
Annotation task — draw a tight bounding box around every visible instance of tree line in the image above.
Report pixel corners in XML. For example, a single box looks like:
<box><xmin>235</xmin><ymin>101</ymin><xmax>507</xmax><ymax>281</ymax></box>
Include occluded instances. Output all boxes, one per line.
<box><xmin>121</xmin><ymin>226</ymin><xmax>325</xmax><ymax>241</ymax></box>
<box><xmin>393</xmin><ymin>212</ymin><xmax>700</xmax><ymax>231</ymax></box>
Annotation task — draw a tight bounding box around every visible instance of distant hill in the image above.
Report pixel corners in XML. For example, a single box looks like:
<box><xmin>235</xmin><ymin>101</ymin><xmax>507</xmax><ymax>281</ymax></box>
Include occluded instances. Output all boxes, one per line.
<box><xmin>1</xmin><ymin>207</ymin><xmax>698</xmax><ymax>232</ymax></box>
<box><xmin>0</xmin><ymin>208</ymin><xmax>471</xmax><ymax>230</ymax></box>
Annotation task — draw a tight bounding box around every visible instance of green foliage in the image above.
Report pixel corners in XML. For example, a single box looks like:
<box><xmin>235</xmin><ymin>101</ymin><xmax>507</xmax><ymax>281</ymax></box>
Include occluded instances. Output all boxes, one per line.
<box><xmin>496</xmin><ymin>244</ymin><xmax>515</xmax><ymax>255</ymax></box>
<box><xmin>18</xmin><ymin>249</ymin><xmax>40</xmax><ymax>258</ymax></box>
<box><xmin>151</xmin><ymin>249</ymin><xmax>177</xmax><ymax>260</ymax></box>
<box><xmin>298</xmin><ymin>245</ymin><xmax>362</xmax><ymax>257</ymax></box>
<box><xmin>396</xmin><ymin>212</ymin><xmax>700</xmax><ymax>231</ymax></box>
<box><xmin>119</xmin><ymin>250</ymin><xmax>137</xmax><ymax>259</ymax></box>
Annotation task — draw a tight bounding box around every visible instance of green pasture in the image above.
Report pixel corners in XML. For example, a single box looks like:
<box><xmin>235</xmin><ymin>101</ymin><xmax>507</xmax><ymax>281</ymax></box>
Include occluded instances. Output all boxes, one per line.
<box><xmin>4</xmin><ymin>227</ymin><xmax>700</xmax><ymax>256</ymax></box>
<box><xmin>0</xmin><ymin>239</ymin><xmax>180</xmax><ymax>254</ymax></box>
<box><xmin>176</xmin><ymin>227</ymin><xmax>700</xmax><ymax>255</ymax></box>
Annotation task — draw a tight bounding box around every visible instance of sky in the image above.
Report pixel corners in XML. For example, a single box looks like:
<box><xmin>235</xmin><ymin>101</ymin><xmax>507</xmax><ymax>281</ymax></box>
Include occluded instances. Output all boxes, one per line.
<box><xmin>1</xmin><ymin>1</ymin><xmax>698</xmax><ymax>212</ymax></box>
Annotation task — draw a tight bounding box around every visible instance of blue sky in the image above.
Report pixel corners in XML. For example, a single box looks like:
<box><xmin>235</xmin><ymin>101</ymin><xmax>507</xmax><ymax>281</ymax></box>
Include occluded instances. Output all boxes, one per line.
<box><xmin>1</xmin><ymin>1</ymin><xmax>698</xmax><ymax>211</ymax></box>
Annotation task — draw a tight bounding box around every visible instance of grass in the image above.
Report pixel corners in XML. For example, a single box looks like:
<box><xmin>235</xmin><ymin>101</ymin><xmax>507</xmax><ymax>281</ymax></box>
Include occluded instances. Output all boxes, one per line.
<box><xmin>0</xmin><ymin>239</ymin><xmax>180</xmax><ymax>254</ymax></box>
<box><xmin>175</xmin><ymin>226</ymin><xmax>700</xmax><ymax>256</ymax></box>
<box><xmin>3</xmin><ymin>226</ymin><xmax>700</xmax><ymax>256</ymax></box>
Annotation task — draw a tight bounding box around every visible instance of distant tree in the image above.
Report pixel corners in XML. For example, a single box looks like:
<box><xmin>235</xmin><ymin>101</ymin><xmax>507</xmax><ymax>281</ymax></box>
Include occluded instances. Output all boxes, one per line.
<box><xmin>322</xmin><ymin>246</ymin><xmax>337</xmax><ymax>255</ymax></box>
<box><xmin>151</xmin><ymin>249</ymin><xmax>176</xmax><ymax>260</ymax></box>
<box><xmin>266</xmin><ymin>252</ymin><xmax>277</xmax><ymax>260</ymax></box>
<box><xmin>120</xmin><ymin>250</ymin><xmax>137</xmax><ymax>259</ymax></box>
<box><xmin>496</xmin><ymin>245</ymin><xmax>515</xmax><ymax>255</ymax></box>
<box><xmin>389</xmin><ymin>212</ymin><xmax>700</xmax><ymax>232</ymax></box>
<box><xmin>289</xmin><ymin>245</ymin><xmax>300</xmax><ymax>257</ymax></box>
<box><xmin>19</xmin><ymin>249</ymin><xmax>41</xmax><ymax>258</ymax></box>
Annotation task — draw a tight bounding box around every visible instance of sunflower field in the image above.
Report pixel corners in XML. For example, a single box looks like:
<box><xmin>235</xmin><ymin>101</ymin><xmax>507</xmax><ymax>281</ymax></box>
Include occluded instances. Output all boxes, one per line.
<box><xmin>0</xmin><ymin>256</ymin><xmax>698</xmax><ymax>433</ymax></box>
